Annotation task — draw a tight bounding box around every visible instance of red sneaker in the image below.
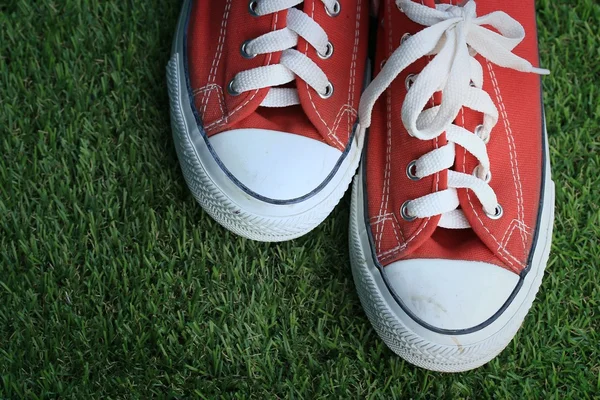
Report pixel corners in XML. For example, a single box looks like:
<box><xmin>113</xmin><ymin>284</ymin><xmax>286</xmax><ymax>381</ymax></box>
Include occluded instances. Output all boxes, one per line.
<box><xmin>167</xmin><ymin>0</ymin><xmax>369</xmax><ymax>241</ymax></box>
<box><xmin>350</xmin><ymin>0</ymin><xmax>554</xmax><ymax>371</ymax></box>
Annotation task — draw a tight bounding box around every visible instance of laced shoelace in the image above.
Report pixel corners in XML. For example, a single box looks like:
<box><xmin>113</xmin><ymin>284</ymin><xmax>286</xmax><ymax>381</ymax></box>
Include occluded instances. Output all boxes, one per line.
<box><xmin>227</xmin><ymin>0</ymin><xmax>341</xmax><ymax>108</ymax></box>
<box><xmin>359</xmin><ymin>0</ymin><xmax>549</xmax><ymax>229</ymax></box>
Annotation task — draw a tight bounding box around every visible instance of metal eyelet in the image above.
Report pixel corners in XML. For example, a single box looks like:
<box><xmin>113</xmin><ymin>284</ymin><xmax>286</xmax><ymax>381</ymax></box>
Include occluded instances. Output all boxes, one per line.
<box><xmin>401</xmin><ymin>33</ymin><xmax>411</xmax><ymax>45</ymax></box>
<box><xmin>406</xmin><ymin>160</ymin><xmax>420</xmax><ymax>181</ymax></box>
<box><xmin>227</xmin><ymin>79</ymin><xmax>240</xmax><ymax>96</ymax></box>
<box><xmin>318</xmin><ymin>42</ymin><xmax>334</xmax><ymax>59</ymax></box>
<box><xmin>326</xmin><ymin>0</ymin><xmax>341</xmax><ymax>17</ymax></box>
<box><xmin>248</xmin><ymin>0</ymin><xmax>260</xmax><ymax>16</ymax></box>
<box><xmin>240</xmin><ymin>40</ymin><xmax>257</xmax><ymax>59</ymax></box>
<box><xmin>400</xmin><ymin>200</ymin><xmax>417</xmax><ymax>222</ymax></box>
<box><xmin>475</xmin><ymin>124</ymin><xmax>490</xmax><ymax>144</ymax></box>
<box><xmin>485</xmin><ymin>204</ymin><xmax>504</xmax><ymax>220</ymax></box>
<box><xmin>319</xmin><ymin>82</ymin><xmax>334</xmax><ymax>99</ymax></box>
<box><xmin>472</xmin><ymin>164</ymin><xmax>492</xmax><ymax>183</ymax></box>
<box><xmin>405</xmin><ymin>74</ymin><xmax>416</xmax><ymax>91</ymax></box>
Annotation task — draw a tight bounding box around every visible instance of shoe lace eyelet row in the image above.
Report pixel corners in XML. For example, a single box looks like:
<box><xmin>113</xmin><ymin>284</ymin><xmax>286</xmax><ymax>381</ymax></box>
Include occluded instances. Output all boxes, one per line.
<box><xmin>249</xmin><ymin>0</ymin><xmax>341</xmax><ymax>18</ymax></box>
<box><xmin>400</xmin><ymin>199</ymin><xmax>504</xmax><ymax>222</ymax></box>
<box><xmin>228</xmin><ymin>0</ymin><xmax>338</xmax><ymax>100</ymax></box>
<box><xmin>402</xmin><ymin>78</ymin><xmax>500</xmax><ymax>222</ymax></box>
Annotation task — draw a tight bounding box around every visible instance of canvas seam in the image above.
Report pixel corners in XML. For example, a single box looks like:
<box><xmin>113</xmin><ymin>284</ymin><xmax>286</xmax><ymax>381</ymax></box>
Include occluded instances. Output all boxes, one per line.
<box><xmin>193</xmin><ymin>84</ymin><xmax>226</xmax><ymax>118</ymax></box>
<box><xmin>331</xmin><ymin>105</ymin><xmax>358</xmax><ymax>138</ymax></box>
<box><xmin>377</xmin><ymin>213</ymin><xmax>406</xmax><ymax>260</ymax></box>
<box><xmin>347</xmin><ymin>0</ymin><xmax>362</xmax><ymax>143</ymax></box>
<box><xmin>463</xmin><ymin>130</ymin><xmax>524</xmax><ymax>272</ymax></box>
<box><xmin>501</xmin><ymin>219</ymin><xmax>532</xmax><ymax>249</ymax></box>
<box><xmin>379</xmin><ymin>245</ymin><xmax>404</xmax><ymax>262</ymax></box>
<box><xmin>487</xmin><ymin>61</ymin><xmax>528</xmax><ymax>259</ymax></box>
<box><xmin>503</xmin><ymin>223</ymin><xmax>531</xmax><ymax>250</ymax></box>
<box><xmin>201</xmin><ymin>1</ymin><xmax>231</xmax><ymax>116</ymax></box>
<box><xmin>374</xmin><ymin>0</ymin><xmax>395</xmax><ymax>257</ymax></box>
<box><xmin>500</xmin><ymin>218</ymin><xmax>531</xmax><ymax>246</ymax></box>
<box><xmin>205</xmin><ymin>11</ymin><xmax>279</xmax><ymax>132</ymax></box>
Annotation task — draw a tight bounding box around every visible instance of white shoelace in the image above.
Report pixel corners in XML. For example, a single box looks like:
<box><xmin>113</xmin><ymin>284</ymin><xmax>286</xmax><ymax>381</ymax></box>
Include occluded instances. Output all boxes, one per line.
<box><xmin>359</xmin><ymin>0</ymin><xmax>549</xmax><ymax>229</ymax></box>
<box><xmin>228</xmin><ymin>0</ymin><xmax>340</xmax><ymax>108</ymax></box>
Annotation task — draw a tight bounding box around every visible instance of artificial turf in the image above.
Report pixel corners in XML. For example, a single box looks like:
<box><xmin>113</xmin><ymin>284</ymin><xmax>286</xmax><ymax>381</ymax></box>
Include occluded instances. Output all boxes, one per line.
<box><xmin>0</xmin><ymin>0</ymin><xmax>599</xmax><ymax>398</ymax></box>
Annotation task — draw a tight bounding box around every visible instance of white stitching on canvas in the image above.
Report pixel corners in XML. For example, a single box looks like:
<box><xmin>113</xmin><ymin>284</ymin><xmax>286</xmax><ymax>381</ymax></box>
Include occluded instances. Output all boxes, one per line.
<box><xmin>204</xmin><ymin>13</ymin><xmax>280</xmax><ymax>132</ymax></box>
<box><xmin>193</xmin><ymin>84</ymin><xmax>225</xmax><ymax>118</ymax></box>
<box><xmin>331</xmin><ymin>105</ymin><xmax>358</xmax><ymax>139</ymax></box>
<box><xmin>374</xmin><ymin>0</ymin><xmax>396</xmax><ymax>254</ymax></box>
<box><xmin>193</xmin><ymin>83</ymin><xmax>219</xmax><ymax>96</ymax></box>
<box><xmin>373</xmin><ymin>213</ymin><xmax>406</xmax><ymax>259</ymax></box>
<box><xmin>308</xmin><ymin>0</ymin><xmax>361</xmax><ymax>147</ymax></box>
<box><xmin>454</xmin><ymin>80</ymin><xmax>524</xmax><ymax>270</ymax></box>
<box><xmin>461</xmin><ymin>116</ymin><xmax>523</xmax><ymax>268</ymax></box>
<box><xmin>500</xmin><ymin>218</ymin><xmax>530</xmax><ymax>246</ymax></box>
<box><xmin>487</xmin><ymin>62</ymin><xmax>528</xmax><ymax>257</ymax></box>
<box><xmin>347</xmin><ymin>0</ymin><xmax>362</xmax><ymax>140</ymax></box>
<box><xmin>376</xmin><ymin>0</ymin><xmax>436</xmax><ymax>258</ymax></box>
<box><xmin>371</xmin><ymin>213</ymin><xmax>406</xmax><ymax>242</ymax></box>
<box><xmin>502</xmin><ymin>223</ymin><xmax>531</xmax><ymax>250</ymax></box>
<box><xmin>325</xmin><ymin>106</ymin><xmax>355</xmax><ymax>148</ymax></box>
<box><xmin>201</xmin><ymin>1</ymin><xmax>232</xmax><ymax>115</ymax></box>
<box><xmin>501</xmin><ymin>219</ymin><xmax>532</xmax><ymax>248</ymax></box>
<box><xmin>379</xmin><ymin>244</ymin><xmax>406</xmax><ymax>261</ymax></box>
<box><xmin>301</xmin><ymin>1</ymin><xmax>360</xmax><ymax>149</ymax></box>
<box><xmin>463</xmin><ymin>132</ymin><xmax>524</xmax><ymax>271</ymax></box>
<box><xmin>502</xmin><ymin>222</ymin><xmax>518</xmax><ymax>249</ymax></box>
<box><xmin>370</xmin><ymin>214</ymin><xmax>391</xmax><ymax>225</ymax></box>
<box><xmin>388</xmin><ymin>213</ymin><xmax>406</xmax><ymax>256</ymax></box>
<box><xmin>466</xmin><ymin>183</ymin><xmax>524</xmax><ymax>269</ymax></box>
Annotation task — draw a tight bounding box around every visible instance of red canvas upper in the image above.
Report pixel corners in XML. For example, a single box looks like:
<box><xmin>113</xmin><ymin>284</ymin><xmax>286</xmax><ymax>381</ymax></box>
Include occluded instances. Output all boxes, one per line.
<box><xmin>186</xmin><ymin>0</ymin><xmax>370</xmax><ymax>151</ymax></box>
<box><xmin>366</xmin><ymin>0</ymin><xmax>544</xmax><ymax>274</ymax></box>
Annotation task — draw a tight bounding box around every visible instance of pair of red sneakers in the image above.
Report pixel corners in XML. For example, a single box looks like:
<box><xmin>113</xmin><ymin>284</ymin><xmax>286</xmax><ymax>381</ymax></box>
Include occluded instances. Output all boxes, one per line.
<box><xmin>167</xmin><ymin>0</ymin><xmax>554</xmax><ymax>372</ymax></box>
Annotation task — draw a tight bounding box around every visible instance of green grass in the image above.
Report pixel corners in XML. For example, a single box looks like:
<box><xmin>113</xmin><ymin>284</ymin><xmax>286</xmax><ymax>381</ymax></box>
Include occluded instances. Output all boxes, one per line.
<box><xmin>0</xmin><ymin>0</ymin><xmax>598</xmax><ymax>398</ymax></box>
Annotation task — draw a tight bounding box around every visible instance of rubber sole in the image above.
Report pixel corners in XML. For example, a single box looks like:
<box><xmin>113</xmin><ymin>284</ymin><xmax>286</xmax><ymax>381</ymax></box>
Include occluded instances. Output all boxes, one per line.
<box><xmin>349</xmin><ymin>138</ymin><xmax>555</xmax><ymax>372</ymax></box>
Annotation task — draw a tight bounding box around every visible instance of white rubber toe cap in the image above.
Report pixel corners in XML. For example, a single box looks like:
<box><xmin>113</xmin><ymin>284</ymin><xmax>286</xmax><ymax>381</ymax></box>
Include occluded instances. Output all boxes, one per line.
<box><xmin>209</xmin><ymin>128</ymin><xmax>342</xmax><ymax>201</ymax></box>
<box><xmin>384</xmin><ymin>259</ymin><xmax>520</xmax><ymax>331</ymax></box>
